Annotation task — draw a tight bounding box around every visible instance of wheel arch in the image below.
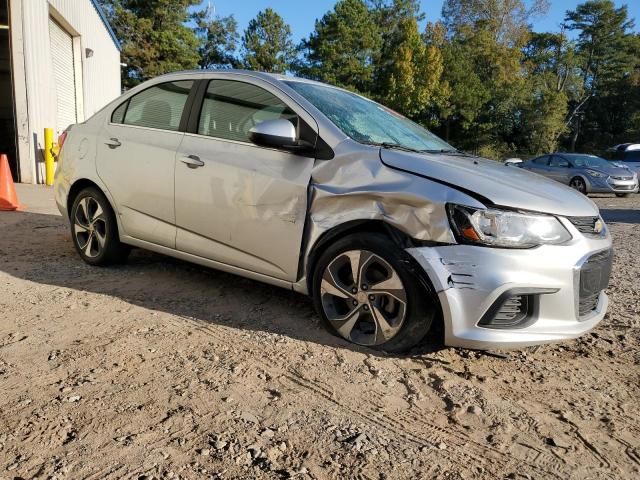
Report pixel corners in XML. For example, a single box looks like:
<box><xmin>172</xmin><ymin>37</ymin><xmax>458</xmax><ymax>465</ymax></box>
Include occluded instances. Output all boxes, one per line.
<box><xmin>66</xmin><ymin>179</ymin><xmax>107</xmax><ymax>218</ymax></box>
<box><xmin>304</xmin><ymin>219</ymin><xmax>444</xmax><ymax>344</ymax></box>
<box><xmin>570</xmin><ymin>174</ymin><xmax>591</xmax><ymax>192</ymax></box>
<box><xmin>305</xmin><ymin>219</ymin><xmax>437</xmax><ymax>296</ymax></box>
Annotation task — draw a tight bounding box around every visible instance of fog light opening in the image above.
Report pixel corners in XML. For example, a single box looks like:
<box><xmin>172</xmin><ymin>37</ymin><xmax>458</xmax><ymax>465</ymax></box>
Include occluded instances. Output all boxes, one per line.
<box><xmin>478</xmin><ymin>288</ymin><xmax>559</xmax><ymax>330</ymax></box>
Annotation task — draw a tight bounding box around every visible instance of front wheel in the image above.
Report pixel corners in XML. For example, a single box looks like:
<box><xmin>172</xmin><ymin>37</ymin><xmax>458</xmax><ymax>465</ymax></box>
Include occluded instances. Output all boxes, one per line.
<box><xmin>570</xmin><ymin>176</ymin><xmax>587</xmax><ymax>194</ymax></box>
<box><xmin>70</xmin><ymin>187</ymin><xmax>130</xmax><ymax>266</ymax></box>
<box><xmin>615</xmin><ymin>193</ymin><xmax>631</xmax><ymax>198</ymax></box>
<box><xmin>312</xmin><ymin>233</ymin><xmax>437</xmax><ymax>352</ymax></box>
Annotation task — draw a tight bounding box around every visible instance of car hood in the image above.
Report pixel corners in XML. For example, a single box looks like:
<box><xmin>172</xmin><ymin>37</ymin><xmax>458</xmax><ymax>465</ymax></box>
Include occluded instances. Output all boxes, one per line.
<box><xmin>588</xmin><ymin>165</ymin><xmax>635</xmax><ymax>176</ymax></box>
<box><xmin>380</xmin><ymin>150</ymin><xmax>599</xmax><ymax>217</ymax></box>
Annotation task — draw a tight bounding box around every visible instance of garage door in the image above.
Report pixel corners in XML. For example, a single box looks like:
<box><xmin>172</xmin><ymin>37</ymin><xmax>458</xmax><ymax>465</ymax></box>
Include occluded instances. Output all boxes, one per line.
<box><xmin>49</xmin><ymin>18</ymin><xmax>77</xmax><ymax>132</ymax></box>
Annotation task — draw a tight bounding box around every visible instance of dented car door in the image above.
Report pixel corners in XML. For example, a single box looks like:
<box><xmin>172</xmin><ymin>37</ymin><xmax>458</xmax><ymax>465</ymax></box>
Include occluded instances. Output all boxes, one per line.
<box><xmin>174</xmin><ymin>78</ymin><xmax>315</xmax><ymax>281</ymax></box>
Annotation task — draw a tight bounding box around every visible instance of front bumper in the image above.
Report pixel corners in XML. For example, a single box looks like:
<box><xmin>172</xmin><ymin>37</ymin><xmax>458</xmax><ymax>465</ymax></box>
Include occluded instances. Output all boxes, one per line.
<box><xmin>407</xmin><ymin>218</ymin><xmax>612</xmax><ymax>349</ymax></box>
<box><xmin>587</xmin><ymin>175</ymin><xmax>638</xmax><ymax>194</ymax></box>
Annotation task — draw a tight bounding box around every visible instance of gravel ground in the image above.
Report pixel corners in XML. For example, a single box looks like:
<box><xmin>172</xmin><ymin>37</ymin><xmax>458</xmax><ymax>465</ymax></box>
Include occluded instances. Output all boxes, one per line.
<box><xmin>0</xmin><ymin>185</ymin><xmax>638</xmax><ymax>479</ymax></box>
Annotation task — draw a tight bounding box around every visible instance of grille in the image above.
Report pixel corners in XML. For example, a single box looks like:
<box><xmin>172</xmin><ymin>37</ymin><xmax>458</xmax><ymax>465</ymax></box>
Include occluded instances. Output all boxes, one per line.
<box><xmin>578</xmin><ymin>249</ymin><xmax>613</xmax><ymax>318</ymax></box>
<box><xmin>568</xmin><ymin>216</ymin><xmax>600</xmax><ymax>235</ymax></box>
<box><xmin>609</xmin><ymin>175</ymin><xmax>633</xmax><ymax>181</ymax></box>
<box><xmin>612</xmin><ymin>184</ymin><xmax>635</xmax><ymax>191</ymax></box>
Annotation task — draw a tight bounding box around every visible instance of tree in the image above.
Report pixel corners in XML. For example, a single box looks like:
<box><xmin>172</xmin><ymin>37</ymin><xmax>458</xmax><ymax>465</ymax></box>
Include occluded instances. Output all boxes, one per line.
<box><xmin>363</xmin><ymin>1</ymin><xmax>446</xmax><ymax>120</ymax></box>
<box><xmin>242</xmin><ymin>8</ymin><xmax>295</xmax><ymax>73</ymax></box>
<box><xmin>519</xmin><ymin>31</ymin><xmax>580</xmax><ymax>153</ymax></box>
<box><xmin>193</xmin><ymin>7</ymin><xmax>239</xmax><ymax>69</ymax></box>
<box><xmin>564</xmin><ymin>0</ymin><xmax>638</xmax><ymax>150</ymax></box>
<box><xmin>442</xmin><ymin>0</ymin><xmax>549</xmax><ymax>47</ymax></box>
<box><xmin>437</xmin><ymin>0</ymin><xmax>549</xmax><ymax>156</ymax></box>
<box><xmin>297</xmin><ymin>0</ymin><xmax>380</xmax><ymax>93</ymax></box>
<box><xmin>377</xmin><ymin>17</ymin><xmax>444</xmax><ymax>117</ymax></box>
<box><xmin>99</xmin><ymin>0</ymin><xmax>201</xmax><ymax>88</ymax></box>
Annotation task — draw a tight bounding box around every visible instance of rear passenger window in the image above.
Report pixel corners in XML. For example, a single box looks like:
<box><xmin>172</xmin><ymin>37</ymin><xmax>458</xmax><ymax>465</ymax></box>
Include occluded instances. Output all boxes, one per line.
<box><xmin>549</xmin><ymin>157</ymin><xmax>569</xmax><ymax>168</ymax></box>
<box><xmin>113</xmin><ymin>80</ymin><xmax>194</xmax><ymax>131</ymax></box>
<box><xmin>198</xmin><ymin>80</ymin><xmax>296</xmax><ymax>143</ymax></box>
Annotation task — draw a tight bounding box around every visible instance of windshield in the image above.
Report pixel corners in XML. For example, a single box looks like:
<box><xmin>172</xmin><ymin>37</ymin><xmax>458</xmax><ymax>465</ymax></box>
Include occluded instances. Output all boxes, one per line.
<box><xmin>284</xmin><ymin>81</ymin><xmax>454</xmax><ymax>152</ymax></box>
<box><xmin>565</xmin><ymin>155</ymin><xmax>612</xmax><ymax>169</ymax></box>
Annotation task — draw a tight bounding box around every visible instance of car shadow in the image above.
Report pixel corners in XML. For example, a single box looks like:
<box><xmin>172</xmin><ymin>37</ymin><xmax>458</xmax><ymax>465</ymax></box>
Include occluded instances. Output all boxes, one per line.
<box><xmin>0</xmin><ymin>211</ymin><xmax>445</xmax><ymax>358</ymax></box>
<box><xmin>600</xmin><ymin>208</ymin><xmax>640</xmax><ymax>225</ymax></box>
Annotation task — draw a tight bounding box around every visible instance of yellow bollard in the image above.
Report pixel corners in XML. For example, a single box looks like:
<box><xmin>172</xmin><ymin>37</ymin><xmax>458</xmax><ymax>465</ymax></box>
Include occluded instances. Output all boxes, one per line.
<box><xmin>44</xmin><ymin>128</ymin><xmax>55</xmax><ymax>186</ymax></box>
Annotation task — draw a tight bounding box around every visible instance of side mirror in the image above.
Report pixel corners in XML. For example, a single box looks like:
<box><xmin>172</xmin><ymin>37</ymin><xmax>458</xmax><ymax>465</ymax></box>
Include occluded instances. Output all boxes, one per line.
<box><xmin>249</xmin><ymin>119</ymin><xmax>298</xmax><ymax>149</ymax></box>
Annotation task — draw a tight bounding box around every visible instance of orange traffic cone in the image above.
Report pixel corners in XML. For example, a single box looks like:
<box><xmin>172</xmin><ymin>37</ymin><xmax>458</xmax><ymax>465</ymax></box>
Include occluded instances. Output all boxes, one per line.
<box><xmin>0</xmin><ymin>154</ymin><xmax>21</xmax><ymax>211</ymax></box>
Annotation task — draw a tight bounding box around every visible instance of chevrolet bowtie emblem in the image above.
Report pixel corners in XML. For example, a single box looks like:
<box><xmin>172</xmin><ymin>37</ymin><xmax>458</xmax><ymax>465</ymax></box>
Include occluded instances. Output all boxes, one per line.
<box><xmin>594</xmin><ymin>218</ymin><xmax>604</xmax><ymax>234</ymax></box>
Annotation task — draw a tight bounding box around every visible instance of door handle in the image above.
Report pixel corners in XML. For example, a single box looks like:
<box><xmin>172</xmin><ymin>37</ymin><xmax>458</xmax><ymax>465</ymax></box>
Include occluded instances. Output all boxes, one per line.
<box><xmin>105</xmin><ymin>138</ymin><xmax>121</xmax><ymax>149</ymax></box>
<box><xmin>180</xmin><ymin>155</ymin><xmax>205</xmax><ymax>169</ymax></box>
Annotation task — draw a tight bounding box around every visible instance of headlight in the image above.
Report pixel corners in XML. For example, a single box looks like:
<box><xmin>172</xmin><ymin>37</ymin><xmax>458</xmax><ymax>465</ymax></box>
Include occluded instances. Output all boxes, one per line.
<box><xmin>447</xmin><ymin>205</ymin><xmax>572</xmax><ymax>248</ymax></box>
<box><xmin>586</xmin><ymin>169</ymin><xmax>604</xmax><ymax>178</ymax></box>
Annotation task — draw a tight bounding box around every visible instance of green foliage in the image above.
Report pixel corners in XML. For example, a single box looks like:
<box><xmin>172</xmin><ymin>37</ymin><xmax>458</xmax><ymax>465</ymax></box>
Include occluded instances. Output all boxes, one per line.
<box><xmin>435</xmin><ymin>0</ymin><xmax>539</xmax><ymax>154</ymax></box>
<box><xmin>517</xmin><ymin>31</ymin><xmax>579</xmax><ymax>153</ymax></box>
<box><xmin>99</xmin><ymin>0</ymin><xmax>201</xmax><ymax>88</ymax></box>
<box><xmin>366</xmin><ymin>1</ymin><xmax>443</xmax><ymax>118</ymax></box>
<box><xmin>377</xmin><ymin>17</ymin><xmax>444</xmax><ymax>117</ymax></box>
<box><xmin>100</xmin><ymin>0</ymin><xmax>639</xmax><ymax>158</ymax></box>
<box><xmin>193</xmin><ymin>10</ymin><xmax>239</xmax><ymax>69</ymax></box>
<box><xmin>241</xmin><ymin>8</ymin><xmax>295</xmax><ymax>73</ymax></box>
<box><xmin>564</xmin><ymin>0</ymin><xmax>639</xmax><ymax>151</ymax></box>
<box><xmin>297</xmin><ymin>0</ymin><xmax>380</xmax><ymax>93</ymax></box>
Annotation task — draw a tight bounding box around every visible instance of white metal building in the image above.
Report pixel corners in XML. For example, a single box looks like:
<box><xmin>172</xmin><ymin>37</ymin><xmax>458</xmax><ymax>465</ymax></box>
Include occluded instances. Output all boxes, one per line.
<box><xmin>1</xmin><ymin>0</ymin><xmax>121</xmax><ymax>184</ymax></box>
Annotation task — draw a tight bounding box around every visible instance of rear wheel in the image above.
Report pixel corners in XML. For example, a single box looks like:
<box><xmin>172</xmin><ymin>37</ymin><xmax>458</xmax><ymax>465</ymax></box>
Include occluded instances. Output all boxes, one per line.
<box><xmin>570</xmin><ymin>176</ymin><xmax>587</xmax><ymax>194</ymax></box>
<box><xmin>312</xmin><ymin>233</ymin><xmax>437</xmax><ymax>352</ymax></box>
<box><xmin>70</xmin><ymin>187</ymin><xmax>129</xmax><ymax>266</ymax></box>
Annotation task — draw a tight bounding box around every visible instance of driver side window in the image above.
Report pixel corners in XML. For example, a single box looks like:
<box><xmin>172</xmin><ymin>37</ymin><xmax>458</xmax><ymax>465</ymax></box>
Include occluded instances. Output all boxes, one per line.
<box><xmin>197</xmin><ymin>80</ymin><xmax>297</xmax><ymax>143</ymax></box>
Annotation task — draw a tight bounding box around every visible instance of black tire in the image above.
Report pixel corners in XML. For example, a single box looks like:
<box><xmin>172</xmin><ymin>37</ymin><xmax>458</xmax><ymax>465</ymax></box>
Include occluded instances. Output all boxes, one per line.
<box><xmin>69</xmin><ymin>187</ymin><xmax>130</xmax><ymax>266</ymax></box>
<box><xmin>312</xmin><ymin>233</ymin><xmax>437</xmax><ymax>352</ymax></box>
<box><xmin>615</xmin><ymin>193</ymin><xmax>631</xmax><ymax>198</ymax></box>
<box><xmin>569</xmin><ymin>177</ymin><xmax>587</xmax><ymax>195</ymax></box>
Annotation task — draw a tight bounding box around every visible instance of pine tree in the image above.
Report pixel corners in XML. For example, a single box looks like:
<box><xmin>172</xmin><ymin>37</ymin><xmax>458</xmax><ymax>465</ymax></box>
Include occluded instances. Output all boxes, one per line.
<box><xmin>297</xmin><ymin>0</ymin><xmax>380</xmax><ymax>93</ymax></box>
<box><xmin>242</xmin><ymin>9</ymin><xmax>295</xmax><ymax>73</ymax></box>
<box><xmin>193</xmin><ymin>8</ymin><xmax>239</xmax><ymax>69</ymax></box>
<box><xmin>564</xmin><ymin>0</ymin><xmax>638</xmax><ymax>150</ymax></box>
<box><xmin>99</xmin><ymin>0</ymin><xmax>201</xmax><ymax>88</ymax></box>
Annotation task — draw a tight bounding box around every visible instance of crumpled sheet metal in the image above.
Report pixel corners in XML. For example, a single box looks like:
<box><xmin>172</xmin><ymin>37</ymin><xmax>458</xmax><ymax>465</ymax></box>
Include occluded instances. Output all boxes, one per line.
<box><xmin>295</xmin><ymin>148</ymin><xmax>485</xmax><ymax>292</ymax></box>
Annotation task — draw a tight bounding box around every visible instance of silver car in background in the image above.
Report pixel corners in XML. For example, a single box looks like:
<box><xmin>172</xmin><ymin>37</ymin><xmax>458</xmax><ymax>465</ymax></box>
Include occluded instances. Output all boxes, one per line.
<box><xmin>521</xmin><ymin>153</ymin><xmax>638</xmax><ymax>197</ymax></box>
<box><xmin>54</xmin><ymin>70</ymin><xmax>613</xmax><ymax>352</ymax></box>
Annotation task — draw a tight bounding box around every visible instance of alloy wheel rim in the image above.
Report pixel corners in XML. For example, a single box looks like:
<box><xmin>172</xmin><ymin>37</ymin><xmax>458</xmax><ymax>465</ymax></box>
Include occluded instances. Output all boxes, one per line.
<box><xmin>74</xmin><ymin>197</ymin><xmax>107</xmax><ymax>258</ymax></box>
<box><xmin>571</xmin><ymin>178</ymin><xmax>585</xmax><ymax>193</ymax></box>
<box><xmin>320</xmin><ymin>250</ymin><xmax>407</xmax><ymax>346</ymax></box>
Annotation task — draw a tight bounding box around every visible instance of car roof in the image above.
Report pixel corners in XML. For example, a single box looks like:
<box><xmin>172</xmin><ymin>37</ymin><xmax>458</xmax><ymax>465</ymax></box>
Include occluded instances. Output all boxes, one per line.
<box><xmin>153</xmin><ymin>69</ymin><xmax>329</xmax><ymax>87</ymax></box>
<box><xmin>612</xmin><ymin>143</ymin><xmax>640</xmax><ymax>151</ymax></box>
<box><xmin>553</xmin><ymin>153</ymin><xmax>598</xmax><ymax>158</ymax></box>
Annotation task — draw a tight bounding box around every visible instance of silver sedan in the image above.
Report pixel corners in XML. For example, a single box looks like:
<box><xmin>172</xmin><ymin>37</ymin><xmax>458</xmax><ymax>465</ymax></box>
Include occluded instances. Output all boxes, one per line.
<box><xmin>521</xmin><ymin>153</ymin><xmax>638</xmax><ymax>197</ymax></box>
<box><xmin>54</xmin><ymin>71</ymin><xmax>613</xmax><ymax>352</ymax></box>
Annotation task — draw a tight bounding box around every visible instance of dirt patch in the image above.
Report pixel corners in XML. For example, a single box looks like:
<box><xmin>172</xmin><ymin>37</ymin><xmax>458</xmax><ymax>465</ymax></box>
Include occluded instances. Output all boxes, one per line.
<box><xmin>0</xmin><ymin>186</ymin><xmax>638</xmax><ymax>479</ymax></box>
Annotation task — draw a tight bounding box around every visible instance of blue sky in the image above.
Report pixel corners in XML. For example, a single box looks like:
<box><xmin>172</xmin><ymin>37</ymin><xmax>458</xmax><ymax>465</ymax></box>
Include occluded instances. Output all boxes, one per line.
<box><xmin>200</xmin><ymin>0</ymin><xmax>640</xmax><ymax>44</ymax></box>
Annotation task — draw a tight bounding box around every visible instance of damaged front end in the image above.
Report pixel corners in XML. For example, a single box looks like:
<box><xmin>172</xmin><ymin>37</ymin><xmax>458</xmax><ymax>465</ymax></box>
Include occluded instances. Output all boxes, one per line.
<box><xmin>294</xmin><ymin>139</ymin><xmax>612</xmax><ymax>349</ymax></box>
<box><xmin>293</xmin><ymin>142</ymin><xmax>486</xmax><ymax>294</ymax></box>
